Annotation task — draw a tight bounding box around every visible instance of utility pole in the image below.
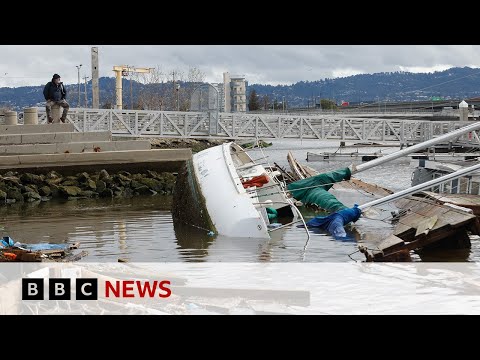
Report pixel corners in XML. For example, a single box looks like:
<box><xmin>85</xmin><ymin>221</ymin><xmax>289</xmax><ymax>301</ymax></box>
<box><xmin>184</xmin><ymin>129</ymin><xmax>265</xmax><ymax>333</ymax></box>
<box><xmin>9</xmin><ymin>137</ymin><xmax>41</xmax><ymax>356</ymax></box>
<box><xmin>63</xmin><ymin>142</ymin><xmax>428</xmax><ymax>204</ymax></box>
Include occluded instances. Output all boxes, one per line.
<box><xmin>83</xmin><ymin>75</ymin><xmax>89</xmax><ymax>108</ymax></box>
<box><xmin>176</xmin><ymin>83</ymin><xmax>180</xmax><ymax>111</ymax></box>
<box><xmin>130</xmin><ymin>70</ymin><xmax>133</xmax><ymax>110</ymax></box>
<box><xmin>172</xmin><ymin>70</ymin><xmax>178</xmax><ymax>107</ymax></box>
<box><xmin>91</xmin><ymin>47</ymin><xmax>99</xmax><ymax>108</ymax></box>
<box><xmin>76</xmin><ymin>64</ymin><xmax>82</xmax><ymax>107</ymax></box>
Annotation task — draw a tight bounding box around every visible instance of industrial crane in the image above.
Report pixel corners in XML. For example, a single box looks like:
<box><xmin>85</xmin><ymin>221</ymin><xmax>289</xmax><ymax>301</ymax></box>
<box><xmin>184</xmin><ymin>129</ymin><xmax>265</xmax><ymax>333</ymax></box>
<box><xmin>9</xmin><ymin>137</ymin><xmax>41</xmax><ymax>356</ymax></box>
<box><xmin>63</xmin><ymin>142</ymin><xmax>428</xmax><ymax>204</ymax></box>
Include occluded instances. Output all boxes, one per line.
<box><xmin>113</xmin><ymin>65</ymin><xmax>152</xmax><ymax>109</ymax></box>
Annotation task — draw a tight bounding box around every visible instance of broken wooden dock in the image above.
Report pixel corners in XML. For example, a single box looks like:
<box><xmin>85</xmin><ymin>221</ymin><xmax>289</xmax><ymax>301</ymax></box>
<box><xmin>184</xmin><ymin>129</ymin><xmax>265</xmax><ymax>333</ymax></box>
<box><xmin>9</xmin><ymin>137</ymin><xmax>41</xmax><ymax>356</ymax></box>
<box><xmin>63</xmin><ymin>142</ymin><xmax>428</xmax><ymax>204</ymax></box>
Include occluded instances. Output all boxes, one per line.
<box><xmin>420</xmin><ymin>191</ymin><xmax>480</xmax><ymax>217</ymax></box>
<box><xmin>358</xmin><ymin>196</ymin><xmax>480</xmax><ymax>261</ymax></box>
<box><xmin>286</xmin><ymin>152</ymin><xmax>480</xmax><ymax>262</ymax></box>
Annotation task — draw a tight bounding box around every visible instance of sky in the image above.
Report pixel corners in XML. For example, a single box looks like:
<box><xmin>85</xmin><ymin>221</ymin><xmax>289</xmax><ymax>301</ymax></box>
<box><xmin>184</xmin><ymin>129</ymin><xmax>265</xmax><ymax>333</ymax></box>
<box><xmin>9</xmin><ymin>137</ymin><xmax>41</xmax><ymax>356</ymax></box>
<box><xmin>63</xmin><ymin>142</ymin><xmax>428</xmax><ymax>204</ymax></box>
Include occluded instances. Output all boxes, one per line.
<box><xmin>0</xmin><ymin>45</ymin><xmax>479</xmax><ymax>88</ymax></box>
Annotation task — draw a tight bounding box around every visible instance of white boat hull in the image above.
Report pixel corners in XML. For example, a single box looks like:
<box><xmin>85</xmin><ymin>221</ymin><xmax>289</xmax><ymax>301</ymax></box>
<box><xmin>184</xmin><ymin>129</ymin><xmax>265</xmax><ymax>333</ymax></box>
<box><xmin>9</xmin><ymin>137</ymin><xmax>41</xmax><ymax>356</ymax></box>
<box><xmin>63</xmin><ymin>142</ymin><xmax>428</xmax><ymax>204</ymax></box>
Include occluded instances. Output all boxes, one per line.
<box><xmin>192</xmin><ymin>143</ymin><xmax>271</xmax><ymax>238</ymax></box>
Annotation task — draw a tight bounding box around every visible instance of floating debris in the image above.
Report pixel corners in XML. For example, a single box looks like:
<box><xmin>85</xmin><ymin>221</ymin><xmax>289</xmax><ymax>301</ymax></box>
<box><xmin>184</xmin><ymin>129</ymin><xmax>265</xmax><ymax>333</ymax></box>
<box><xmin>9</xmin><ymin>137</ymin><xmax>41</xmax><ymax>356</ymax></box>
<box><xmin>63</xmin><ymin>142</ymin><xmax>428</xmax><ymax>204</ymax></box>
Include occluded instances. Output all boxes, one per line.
<box><xmin>0</xmin><ymin>236</ymin><xmax>84</xmax><ymax>262</ymax></box>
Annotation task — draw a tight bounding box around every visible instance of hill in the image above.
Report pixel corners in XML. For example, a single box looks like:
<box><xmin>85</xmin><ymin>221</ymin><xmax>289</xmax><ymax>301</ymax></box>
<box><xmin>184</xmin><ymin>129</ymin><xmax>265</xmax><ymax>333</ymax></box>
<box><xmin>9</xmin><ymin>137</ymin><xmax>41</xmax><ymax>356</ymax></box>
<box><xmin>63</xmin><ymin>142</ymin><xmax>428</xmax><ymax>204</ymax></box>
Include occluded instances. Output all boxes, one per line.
<box><xmin>1</xmin><ymin>67</ymin><xmax>479</xmax><ymax>110</ymax></box>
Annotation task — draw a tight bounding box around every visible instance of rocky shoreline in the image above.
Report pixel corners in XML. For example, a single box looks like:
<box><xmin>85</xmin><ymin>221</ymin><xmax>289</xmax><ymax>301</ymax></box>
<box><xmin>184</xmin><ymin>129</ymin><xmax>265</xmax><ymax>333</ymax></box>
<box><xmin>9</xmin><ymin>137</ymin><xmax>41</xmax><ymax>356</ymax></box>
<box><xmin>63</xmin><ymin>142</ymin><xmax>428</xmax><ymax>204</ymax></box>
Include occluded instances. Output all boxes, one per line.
<box><xmin>0</xmin><ymin>169</ymin><xmax>177</xmax><ymax>205</ymax></box>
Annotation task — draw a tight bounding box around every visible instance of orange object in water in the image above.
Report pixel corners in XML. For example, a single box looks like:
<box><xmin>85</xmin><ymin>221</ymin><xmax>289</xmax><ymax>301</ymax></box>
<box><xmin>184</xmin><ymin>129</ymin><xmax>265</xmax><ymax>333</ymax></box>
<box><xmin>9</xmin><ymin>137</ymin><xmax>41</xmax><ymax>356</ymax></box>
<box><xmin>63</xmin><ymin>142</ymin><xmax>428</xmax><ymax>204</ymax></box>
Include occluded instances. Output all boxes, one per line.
<box><xmin>3</xmin><ymin>252</ymin><xmax>17</xmax><ymax>260</ymax></box>
<box><xmin>241</xmin><ymin>174</ymin><xmax>269</xmax><ymax>188</ymax></box>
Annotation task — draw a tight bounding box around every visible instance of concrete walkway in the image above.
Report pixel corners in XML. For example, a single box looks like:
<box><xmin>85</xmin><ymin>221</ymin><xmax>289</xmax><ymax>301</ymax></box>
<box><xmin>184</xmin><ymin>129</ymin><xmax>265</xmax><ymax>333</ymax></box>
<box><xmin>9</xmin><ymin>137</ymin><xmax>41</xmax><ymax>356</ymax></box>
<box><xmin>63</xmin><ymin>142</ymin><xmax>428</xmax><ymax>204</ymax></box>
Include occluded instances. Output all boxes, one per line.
<box><xmin>0</xmin><ymin>123</ymin><xmax>192</xmax><ymax>173</ymax></box>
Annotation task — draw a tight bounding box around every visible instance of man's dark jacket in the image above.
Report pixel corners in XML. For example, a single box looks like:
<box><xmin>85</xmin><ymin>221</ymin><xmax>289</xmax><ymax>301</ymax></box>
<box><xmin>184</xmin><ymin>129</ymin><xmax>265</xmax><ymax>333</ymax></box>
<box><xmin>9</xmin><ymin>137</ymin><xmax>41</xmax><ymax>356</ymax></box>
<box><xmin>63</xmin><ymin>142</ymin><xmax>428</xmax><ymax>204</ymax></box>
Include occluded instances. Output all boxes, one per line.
<box><xmin>43</xmin><ymin>82</ymin><xmax>67</xmax><ymax>101</ymax></box>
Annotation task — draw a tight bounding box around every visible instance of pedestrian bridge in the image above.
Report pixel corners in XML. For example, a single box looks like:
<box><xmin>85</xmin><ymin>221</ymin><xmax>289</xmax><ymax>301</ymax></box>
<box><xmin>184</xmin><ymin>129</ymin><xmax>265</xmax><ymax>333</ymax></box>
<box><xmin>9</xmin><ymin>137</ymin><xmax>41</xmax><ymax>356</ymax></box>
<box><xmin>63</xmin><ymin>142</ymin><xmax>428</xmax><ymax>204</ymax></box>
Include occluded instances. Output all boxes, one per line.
<box><xmin>30</xmin><ymin>108</ymin><xmax>480</xmax><ymax>146</ymax></box>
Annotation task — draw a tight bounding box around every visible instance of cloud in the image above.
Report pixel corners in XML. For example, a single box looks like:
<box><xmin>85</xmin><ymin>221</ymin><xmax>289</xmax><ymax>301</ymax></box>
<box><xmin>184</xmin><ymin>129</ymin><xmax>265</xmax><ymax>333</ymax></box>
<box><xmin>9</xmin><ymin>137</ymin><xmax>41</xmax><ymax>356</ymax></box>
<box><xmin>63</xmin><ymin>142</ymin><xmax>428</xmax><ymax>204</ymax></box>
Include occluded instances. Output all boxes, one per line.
<box><xmin>1</xmin><ymin>45</ymin><xmax>480</xmax><ymax>87</ymax></box>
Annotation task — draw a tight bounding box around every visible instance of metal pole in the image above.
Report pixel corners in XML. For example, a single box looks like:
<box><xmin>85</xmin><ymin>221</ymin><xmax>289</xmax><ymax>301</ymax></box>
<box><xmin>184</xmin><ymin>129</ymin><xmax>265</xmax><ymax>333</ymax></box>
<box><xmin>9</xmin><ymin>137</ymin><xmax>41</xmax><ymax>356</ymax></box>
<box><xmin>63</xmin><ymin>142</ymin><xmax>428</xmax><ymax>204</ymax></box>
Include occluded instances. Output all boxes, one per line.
<box><xmin>176</xmin><ymin>84</ymin><xmax>180</xmax><ymax>111</ymax></box>
<box><xmin>130</xmin><ymin>72</ymin><xmax>133</xmax><ymax>110</ymax></box>
<box><xmin>76</xmin><ymin>64</ymin><xmax>82</xmax><ymax>107</ymax></box>
<box><xmin>83</xmin><ymin>76</ymin><xmax>89</xmax><ymax>107</ymax></box>
<box><xmin>115</xmin><ymin>70</ymin><xmax>122</xmax><ymax>109</ymax></box>
<box><xmin>172</xmin><ymin>71</ymin><xmax>176</xmax><ymax>111</ymax></box>
<box><xmin>358</xmin><ymin>161</ymin><xmax>480</xmax><ymax>210</ymax></box>
<box><xmin>352</xmin><ymin>121</ymin><xmax>480</xmax><ymax>174</ymax></box>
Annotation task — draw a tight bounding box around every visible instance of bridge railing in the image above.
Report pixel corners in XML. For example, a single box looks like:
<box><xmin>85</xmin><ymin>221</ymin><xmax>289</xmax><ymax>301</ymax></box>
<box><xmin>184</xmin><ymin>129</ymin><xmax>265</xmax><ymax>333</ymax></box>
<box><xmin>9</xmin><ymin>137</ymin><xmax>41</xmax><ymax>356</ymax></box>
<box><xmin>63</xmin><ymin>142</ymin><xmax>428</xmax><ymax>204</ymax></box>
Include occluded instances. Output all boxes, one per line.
<box><xmin>14</xmin><ymin>107</ymin><xmax>476</xmax><ymax>146</ymax></box>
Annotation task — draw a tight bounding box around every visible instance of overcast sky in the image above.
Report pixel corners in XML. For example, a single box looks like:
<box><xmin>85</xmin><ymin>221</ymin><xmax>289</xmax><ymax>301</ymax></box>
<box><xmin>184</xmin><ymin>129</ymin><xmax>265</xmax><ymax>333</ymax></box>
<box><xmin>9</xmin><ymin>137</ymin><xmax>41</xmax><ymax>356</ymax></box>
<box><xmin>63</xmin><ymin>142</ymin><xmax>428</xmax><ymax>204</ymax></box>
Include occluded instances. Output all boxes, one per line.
<box><xmin>0</xmin><ymin>45</ymin><xmax>479</xmax><ymax>88</ymax></box>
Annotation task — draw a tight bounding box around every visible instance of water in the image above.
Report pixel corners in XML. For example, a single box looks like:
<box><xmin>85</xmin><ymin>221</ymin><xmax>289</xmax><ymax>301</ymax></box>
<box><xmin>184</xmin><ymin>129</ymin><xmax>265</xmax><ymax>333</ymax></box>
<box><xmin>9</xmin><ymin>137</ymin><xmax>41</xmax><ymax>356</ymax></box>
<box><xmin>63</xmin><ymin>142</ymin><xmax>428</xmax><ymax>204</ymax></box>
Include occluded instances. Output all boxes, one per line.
<box><xmin>0</xmin><ymin>139</ymin><xmax>477</xmax><ymax>262</ymax></box>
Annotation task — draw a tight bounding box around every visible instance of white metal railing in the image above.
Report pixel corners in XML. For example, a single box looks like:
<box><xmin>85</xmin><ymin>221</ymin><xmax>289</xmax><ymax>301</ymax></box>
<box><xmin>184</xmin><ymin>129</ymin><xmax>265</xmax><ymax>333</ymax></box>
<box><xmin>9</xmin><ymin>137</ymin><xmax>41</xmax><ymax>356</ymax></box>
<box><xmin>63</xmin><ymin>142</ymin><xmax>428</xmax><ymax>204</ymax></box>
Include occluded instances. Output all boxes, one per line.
<box><xmin>11</xmin><ymin>107</ymin><xmax>477</xmax><ymax>146</ymax></box>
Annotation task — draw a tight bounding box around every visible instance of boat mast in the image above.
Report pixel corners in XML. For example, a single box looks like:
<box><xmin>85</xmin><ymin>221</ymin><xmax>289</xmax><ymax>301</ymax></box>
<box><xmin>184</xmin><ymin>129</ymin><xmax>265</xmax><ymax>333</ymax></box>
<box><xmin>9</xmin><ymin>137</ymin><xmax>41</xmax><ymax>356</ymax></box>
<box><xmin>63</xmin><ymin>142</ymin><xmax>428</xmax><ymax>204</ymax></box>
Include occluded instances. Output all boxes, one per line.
<box><xmin>358</xmin><ymin>161</ymin><xmax>480</xmax><ymax>210</ymax></box>
<box><xmin>351</xmin><ymin>122</ymin><xmax>480</xmax><ymax>174</ymax></box>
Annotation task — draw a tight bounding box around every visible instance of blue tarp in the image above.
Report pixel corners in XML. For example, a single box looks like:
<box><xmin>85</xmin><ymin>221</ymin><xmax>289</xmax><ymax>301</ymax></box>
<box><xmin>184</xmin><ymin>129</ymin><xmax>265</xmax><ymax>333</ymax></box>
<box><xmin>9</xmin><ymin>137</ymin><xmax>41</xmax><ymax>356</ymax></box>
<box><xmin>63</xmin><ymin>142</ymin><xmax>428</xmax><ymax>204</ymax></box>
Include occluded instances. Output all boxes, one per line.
<box><xmin>0</xmin><ymin>236</ymin><xmax>70</xmax><ymax>251</ymax></box>
<box><xmin>306</xmin><ymin>205</ymin><xmax>362</xmax><ymax>238</ymax></box>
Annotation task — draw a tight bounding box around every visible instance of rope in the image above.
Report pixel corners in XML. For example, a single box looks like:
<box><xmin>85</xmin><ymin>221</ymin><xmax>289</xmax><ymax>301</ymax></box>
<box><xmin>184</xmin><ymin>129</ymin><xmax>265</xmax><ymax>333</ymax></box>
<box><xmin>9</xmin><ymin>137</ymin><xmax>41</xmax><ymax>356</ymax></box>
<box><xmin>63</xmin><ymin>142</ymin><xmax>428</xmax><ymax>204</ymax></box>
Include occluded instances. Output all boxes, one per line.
<box><xmin>348</xmin><ymin>249</ymin><xmax>360</xmax><ymax>262</ymax></box>
<box><xmin>177</xmin><ymin>220</ymin><xmax>215</xmax><ymax>235</ymax></box>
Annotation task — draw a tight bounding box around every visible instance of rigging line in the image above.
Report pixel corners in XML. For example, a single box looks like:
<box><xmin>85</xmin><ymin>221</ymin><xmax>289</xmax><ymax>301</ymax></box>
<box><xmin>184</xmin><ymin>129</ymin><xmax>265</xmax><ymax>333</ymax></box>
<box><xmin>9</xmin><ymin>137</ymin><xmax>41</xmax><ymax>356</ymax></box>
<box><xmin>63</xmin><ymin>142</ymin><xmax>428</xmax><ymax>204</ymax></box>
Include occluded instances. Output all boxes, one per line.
<box><xmin>348</xmin><ymin>250</ymin><xmax>360</xmax><ymax>262</ymax></box>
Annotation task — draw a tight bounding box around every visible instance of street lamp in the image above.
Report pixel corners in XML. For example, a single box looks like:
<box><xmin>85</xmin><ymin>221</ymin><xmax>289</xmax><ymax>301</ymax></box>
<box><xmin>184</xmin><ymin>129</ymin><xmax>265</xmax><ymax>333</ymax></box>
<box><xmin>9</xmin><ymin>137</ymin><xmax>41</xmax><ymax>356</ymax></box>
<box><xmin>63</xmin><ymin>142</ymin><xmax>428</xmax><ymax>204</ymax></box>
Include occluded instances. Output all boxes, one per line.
<box><xmin>176</xmin><ymin>83</ymin><xmax>180</xmax><ymax>111</ymax></box>
<box><xmin>76</xmin><ymin>64</ymin><xmax>82</xmax><ymax>107</ymax></box>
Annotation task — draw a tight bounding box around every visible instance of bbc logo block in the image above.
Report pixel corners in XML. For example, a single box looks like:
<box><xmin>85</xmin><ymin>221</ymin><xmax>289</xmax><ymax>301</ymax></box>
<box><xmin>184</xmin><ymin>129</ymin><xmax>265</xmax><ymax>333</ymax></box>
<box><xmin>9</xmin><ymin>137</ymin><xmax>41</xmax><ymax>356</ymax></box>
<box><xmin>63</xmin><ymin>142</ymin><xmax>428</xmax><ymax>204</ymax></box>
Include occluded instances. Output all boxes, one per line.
<box><xmin>22</xmin><ymin>278</ymin><xmax>98</xmax><ymax>300</ymax></box>
<box><xmin>49</xmin><ymin>278</ymin><xmax>71</xmax><ymax>300</ymax></box>
<box><xmin>22</xmin><ymin>279</ymin><xmax>44</xmax><ymax>300</ymax></box>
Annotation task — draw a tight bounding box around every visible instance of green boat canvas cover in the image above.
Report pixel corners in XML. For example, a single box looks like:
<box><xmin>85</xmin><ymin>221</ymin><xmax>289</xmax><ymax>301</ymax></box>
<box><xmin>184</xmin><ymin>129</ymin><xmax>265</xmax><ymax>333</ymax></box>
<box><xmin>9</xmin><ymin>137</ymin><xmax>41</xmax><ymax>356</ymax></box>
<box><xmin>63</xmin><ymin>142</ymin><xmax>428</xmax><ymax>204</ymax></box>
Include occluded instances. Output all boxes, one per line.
<box><xmin>286</xmin><ymin>167</ymin><xmax>351</xmax><ymax>212</ymax></box>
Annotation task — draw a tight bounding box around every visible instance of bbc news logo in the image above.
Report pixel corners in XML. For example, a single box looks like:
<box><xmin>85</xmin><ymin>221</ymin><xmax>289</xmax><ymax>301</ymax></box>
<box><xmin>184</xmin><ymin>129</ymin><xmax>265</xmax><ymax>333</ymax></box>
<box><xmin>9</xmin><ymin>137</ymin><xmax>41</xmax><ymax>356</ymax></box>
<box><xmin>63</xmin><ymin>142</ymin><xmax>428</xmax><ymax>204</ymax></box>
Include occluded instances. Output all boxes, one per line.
<box><xmin>22</xmin><ymin>278</ymin><xmax>171</xmax><ymax>300</ymax></box>
<box><xmin>22</xmin><ymin>278</ymin><xmax>98</xmax><ymax>300</ymax></box>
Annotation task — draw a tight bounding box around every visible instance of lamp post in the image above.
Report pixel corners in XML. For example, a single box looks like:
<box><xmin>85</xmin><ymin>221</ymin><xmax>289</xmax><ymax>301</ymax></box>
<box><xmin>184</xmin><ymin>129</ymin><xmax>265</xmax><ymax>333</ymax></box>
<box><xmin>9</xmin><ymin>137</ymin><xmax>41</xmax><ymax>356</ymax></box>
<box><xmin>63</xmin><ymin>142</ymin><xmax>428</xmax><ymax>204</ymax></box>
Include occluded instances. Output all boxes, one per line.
<box><xmin>76</xmin><ymin>64</ymin><xmax>82</xmax><ymax>107</ymax></box>
<box><xmin>176</xmin><ymin>83</ymin><xmax>180</xmax><ymax>111</ymax></box>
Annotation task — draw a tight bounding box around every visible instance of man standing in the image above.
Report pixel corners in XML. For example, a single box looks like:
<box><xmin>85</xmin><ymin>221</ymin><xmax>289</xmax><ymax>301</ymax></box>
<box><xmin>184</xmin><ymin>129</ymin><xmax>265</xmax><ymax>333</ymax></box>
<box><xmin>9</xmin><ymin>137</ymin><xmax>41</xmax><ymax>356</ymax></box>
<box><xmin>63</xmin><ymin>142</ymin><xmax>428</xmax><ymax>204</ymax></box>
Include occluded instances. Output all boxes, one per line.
<box><xmin>43</xmin><ymin>74</ymin><xmax>70</xmax><ymax>123</ymax></box>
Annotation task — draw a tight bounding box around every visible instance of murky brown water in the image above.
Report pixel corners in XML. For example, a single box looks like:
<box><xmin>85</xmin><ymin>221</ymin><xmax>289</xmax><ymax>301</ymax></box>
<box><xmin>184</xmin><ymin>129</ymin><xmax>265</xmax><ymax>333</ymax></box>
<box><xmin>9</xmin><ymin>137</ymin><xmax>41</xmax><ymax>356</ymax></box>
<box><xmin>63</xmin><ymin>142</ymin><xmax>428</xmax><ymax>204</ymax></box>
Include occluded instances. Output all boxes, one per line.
<box><xmin>0</xmin><ymin>139</ymin><xmax>478</xmax><ymax>262</ymax></box>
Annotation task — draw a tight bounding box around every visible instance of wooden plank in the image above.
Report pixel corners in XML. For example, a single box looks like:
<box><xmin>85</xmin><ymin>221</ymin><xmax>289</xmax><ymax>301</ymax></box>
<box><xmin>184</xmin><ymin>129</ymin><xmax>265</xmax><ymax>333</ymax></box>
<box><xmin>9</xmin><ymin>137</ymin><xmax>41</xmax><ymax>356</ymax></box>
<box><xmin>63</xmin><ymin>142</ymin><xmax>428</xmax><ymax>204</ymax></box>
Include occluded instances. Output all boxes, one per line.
<box><xmin>62</xmin><ymin>250</ymin><xmax>89</xmax><ymax>262</ymax></box>
<box><xmin>394</xmin><ymin>212</ymin><xmax>429</xmax><ymax>232</ymax></box>
<box><xmin>377</xmin><ymin>234</ymin><xmax>405</xmax><ymax>253</ymax></box>
<box><xmin>402</xmin><ymin>227</ymin><xmax>463</xmax><ymax>251</ymax></box>
<box><xmin>421</xmin><ymin>191</ymin><xmax>480</xmax><ymax>216</ymax></box>
<box><xmin>437</xmin><ymin>209</ymin><xmax>477</xmax><ymax>227</ymax></box>
<box><xmin>415</xmin><ymin>216</ymin><xmax>438</xmax><ymax>237</ymax></box>
<box><xmin>423</xmin><ymin>192</ymin><xmax>480</xmax><ymax>206</ymax></box>
<box><xmin>348</xmin><ymin>178</ymin><xmax>393</xmax><ymax>196</ymax></box>
<box><xmin>393</xmin><ymin>223</ymin><xmax>411</xmax><ymax>235</ymax></box>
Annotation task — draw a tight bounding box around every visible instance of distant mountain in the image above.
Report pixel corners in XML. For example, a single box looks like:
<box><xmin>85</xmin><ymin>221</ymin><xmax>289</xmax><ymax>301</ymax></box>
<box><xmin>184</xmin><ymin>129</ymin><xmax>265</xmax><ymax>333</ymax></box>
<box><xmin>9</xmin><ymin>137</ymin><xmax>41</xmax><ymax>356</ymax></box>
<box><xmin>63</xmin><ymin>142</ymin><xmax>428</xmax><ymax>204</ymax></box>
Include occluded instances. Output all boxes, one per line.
<box><xmin>1</xmin><ymin>67</ymin><xmax>480</xmax><ymax>110</ymax></box>
<box><xmin>248</xmin><ymin>66</ymin><xmax>480</xmax><ymax>107</ymax></box>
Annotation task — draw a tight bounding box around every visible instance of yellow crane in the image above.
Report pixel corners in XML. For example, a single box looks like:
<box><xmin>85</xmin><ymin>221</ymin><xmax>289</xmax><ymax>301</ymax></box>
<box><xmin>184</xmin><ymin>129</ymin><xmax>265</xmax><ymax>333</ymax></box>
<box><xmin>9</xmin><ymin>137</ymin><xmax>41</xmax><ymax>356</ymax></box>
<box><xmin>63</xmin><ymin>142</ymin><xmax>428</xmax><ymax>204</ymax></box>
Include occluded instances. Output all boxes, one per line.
<box><xmin>113</xmin><ymin>65</ymin><xmax>152</xmax><ymax>109</ymax></box>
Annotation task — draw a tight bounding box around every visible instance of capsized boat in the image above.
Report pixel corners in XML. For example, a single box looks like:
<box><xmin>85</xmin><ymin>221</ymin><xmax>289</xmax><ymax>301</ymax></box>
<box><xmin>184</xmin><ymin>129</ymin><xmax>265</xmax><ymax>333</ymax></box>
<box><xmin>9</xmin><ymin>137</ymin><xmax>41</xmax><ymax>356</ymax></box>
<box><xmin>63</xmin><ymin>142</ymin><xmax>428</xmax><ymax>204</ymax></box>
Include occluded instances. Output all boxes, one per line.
<box><xmin>173</xmin><ymin>142</ymin><xmax>304</xmax><ymax>239</ymax></box>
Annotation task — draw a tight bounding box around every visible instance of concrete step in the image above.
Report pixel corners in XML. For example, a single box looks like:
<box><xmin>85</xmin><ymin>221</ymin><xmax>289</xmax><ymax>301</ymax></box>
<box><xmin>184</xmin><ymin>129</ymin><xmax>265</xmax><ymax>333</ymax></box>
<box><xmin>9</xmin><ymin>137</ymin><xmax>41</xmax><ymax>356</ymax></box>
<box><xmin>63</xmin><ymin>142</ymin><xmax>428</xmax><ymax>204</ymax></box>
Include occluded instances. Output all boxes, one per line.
<box><xmin>0</xmin><ymin>149</ymin><xmax>192</xmax><ymax>174</ymax></box>
<box><xmin>0</xmin><ymin>131</ymin><xmax>112</xmax><ymax>145</ymax></box>
<box><xmin>0</xmin><ymin>123</ymin><xmax>75</xmax><ymax>134</ymax></box>
<box><xmin>0</xmin><ymin>140</ymin><xmax>151</xmax><ymax>155</ymax></box>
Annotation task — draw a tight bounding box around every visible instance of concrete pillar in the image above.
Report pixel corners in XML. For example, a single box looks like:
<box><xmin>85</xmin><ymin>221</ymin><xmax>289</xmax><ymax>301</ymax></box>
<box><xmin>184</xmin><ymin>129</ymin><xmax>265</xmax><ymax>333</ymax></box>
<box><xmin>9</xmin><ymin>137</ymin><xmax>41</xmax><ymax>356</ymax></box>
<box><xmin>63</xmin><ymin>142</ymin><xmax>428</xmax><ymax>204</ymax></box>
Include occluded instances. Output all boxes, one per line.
<box><xmin>91</xmin><ymin>47</ymin><xmax>100</xmax><ymax>108</ymax></box>
<box><xmin>459</xmin><ymin>100</ymin><xmax>469</xmax><ymax>122</ymax></box>
<box><xmin>5</xmin><ymin>111</ymin><xmax>17</xmax><ymax>125</ymax></box>
<box><xmin>23</xmin><ymin>107</ymin><xmax>38</xmax><ymax>125</ymax></box>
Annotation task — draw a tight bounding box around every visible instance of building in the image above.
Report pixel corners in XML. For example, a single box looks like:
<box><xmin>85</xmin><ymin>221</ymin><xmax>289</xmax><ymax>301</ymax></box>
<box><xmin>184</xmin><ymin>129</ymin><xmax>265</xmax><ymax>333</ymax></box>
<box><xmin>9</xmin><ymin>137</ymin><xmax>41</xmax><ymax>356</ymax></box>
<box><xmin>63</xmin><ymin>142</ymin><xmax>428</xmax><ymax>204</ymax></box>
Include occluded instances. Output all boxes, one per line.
<box><xmin>223</xmin><ymin>72</ymin><xmax>248</xmax><ymax>113</ymax></box>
